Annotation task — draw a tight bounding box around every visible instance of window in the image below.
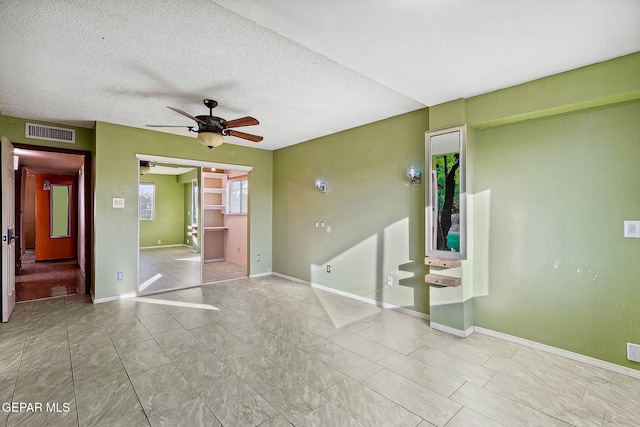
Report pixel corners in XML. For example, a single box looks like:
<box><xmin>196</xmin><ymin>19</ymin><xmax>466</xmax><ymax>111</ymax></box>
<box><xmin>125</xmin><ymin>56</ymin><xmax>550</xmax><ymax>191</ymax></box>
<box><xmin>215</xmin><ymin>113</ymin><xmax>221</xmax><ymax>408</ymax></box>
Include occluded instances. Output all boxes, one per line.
<box><xmin>139</xmin><ymin>183</ymin><xmax>155</xmax><ymax>220</ymax></box>
<box><xmin>227</xmin><ymin>179</ymin><xmax>248</xmax><ymax>214</ymax></box>
<box><xmin>191</xmin><ymin>179</ymin><xmax>198</xmax><ymax>225</ymax></box>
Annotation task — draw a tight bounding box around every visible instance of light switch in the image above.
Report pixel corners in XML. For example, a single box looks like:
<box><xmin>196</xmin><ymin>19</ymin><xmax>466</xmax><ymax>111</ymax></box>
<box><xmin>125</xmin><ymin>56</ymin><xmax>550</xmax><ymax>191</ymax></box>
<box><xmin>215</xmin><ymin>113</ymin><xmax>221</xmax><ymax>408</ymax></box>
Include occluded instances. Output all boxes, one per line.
<box><xmin>624</xmin><ymin>221</ymin><xmax>640</xmax><ymax>238</ymax></box>
<box><xmin>113</xmin><ymin>198</ymin><xmax>125</xmax><ymax>208</ymax></box>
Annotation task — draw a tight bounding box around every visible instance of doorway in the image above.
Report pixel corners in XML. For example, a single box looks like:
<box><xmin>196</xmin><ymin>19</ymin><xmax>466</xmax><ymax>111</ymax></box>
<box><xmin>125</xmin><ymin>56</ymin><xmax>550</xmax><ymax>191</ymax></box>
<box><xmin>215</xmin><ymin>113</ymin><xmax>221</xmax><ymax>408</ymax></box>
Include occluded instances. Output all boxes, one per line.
<box><xmin>12</xmin><ymin>145</ymin><xmax>91</xmax><ymax>302</ymax></box>
<box><xmin>136</xmin><ymin>154</ymin><xmax>252</xmax><ymax>296</ymax></box>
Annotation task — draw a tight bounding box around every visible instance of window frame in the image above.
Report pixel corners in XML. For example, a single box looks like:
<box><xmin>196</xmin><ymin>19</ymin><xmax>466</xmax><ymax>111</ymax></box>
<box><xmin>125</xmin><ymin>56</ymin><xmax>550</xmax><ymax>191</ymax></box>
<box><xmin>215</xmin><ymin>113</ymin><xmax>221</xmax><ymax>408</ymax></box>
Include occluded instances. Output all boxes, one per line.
<box><xmin>226</xmin><ymin>178</ymin><xmax>248</xmax><ymax>215</ymax></box>
<box><xmin>139</xmin><ymin>182</ymin><xmax>155</xmax><ymax>221</ymax></box>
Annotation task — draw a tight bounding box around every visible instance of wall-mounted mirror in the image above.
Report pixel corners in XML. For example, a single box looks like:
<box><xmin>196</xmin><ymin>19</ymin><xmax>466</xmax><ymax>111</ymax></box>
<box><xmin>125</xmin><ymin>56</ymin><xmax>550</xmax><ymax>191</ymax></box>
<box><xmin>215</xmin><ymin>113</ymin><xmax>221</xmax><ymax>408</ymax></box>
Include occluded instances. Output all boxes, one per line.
<box><xmin>426</xmin><ymin>124</ymin><xmax>467</xmax><ymax>259</ymax></box>
<box><xmin>50</xmin><ymin>184</ymin><xmax>71</xmax><ymax>238</ymax></box>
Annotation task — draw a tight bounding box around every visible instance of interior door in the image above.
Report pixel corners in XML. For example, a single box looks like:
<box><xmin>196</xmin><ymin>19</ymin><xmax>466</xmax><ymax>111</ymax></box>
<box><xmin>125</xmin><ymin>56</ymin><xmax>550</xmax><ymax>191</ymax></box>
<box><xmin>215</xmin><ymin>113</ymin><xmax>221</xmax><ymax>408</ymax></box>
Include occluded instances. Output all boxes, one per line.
<box><xmin>1</xmin><ymin>137</ymin><xmax>16</xmax><ymax>322</ymax></box>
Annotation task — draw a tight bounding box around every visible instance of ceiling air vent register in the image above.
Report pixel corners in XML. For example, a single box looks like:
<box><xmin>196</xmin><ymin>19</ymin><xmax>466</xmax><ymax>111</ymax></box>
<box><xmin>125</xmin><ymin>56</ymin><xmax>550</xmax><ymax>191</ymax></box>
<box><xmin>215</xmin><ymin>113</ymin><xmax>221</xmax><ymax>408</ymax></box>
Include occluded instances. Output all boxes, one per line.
<box><xmin>25</xmin><ymin>123</ymin><xmax>75</xmax><ymax>144</ymax></box>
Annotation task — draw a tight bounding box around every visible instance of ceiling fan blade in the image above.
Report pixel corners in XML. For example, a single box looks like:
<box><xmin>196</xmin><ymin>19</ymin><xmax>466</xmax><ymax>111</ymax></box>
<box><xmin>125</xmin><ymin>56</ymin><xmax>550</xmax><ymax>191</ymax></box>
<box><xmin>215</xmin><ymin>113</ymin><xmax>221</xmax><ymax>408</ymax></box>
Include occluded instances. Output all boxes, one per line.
<box><xmin>146</xmin><ymin>125</ymin><xmax>194</xmax><ymax>128</ymax></box>
<box><xmin>225</xmin><ymin>116</ymin><xmax>259</xmax><ymax>128</ymax></box>
<box><xmin>167</xmin><ymin>106</ymin><xmax>207</xmax><ymax>126</ymax></box>
<box><xmin>226</xmin><ymin>129</ymin><xmax>263</xmax><ymax>142</ymax></box>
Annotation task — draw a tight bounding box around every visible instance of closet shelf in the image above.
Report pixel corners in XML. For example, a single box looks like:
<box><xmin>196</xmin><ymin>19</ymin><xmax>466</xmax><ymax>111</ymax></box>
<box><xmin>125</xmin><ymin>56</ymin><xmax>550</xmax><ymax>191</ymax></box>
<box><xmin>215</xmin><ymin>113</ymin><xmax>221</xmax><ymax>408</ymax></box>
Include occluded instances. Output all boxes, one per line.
<box><xmin>204</xmin><ymin>226</ymin><xmax>228</xmax><ymax>231</ymax></box>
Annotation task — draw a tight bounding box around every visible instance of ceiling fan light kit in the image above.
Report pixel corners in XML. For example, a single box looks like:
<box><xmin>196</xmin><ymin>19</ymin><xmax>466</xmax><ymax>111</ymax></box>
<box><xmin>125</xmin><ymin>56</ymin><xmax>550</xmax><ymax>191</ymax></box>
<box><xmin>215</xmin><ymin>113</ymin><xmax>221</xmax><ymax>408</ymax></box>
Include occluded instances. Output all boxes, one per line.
<box><xmin>197</xmin><ymin>132</ymin><xmax>225</xmax><ymax>148</ymax></box>
<box><xmin>147</xmin><ymin>99</ymin><xmax>263</xmax><ymax>149</ymax></box>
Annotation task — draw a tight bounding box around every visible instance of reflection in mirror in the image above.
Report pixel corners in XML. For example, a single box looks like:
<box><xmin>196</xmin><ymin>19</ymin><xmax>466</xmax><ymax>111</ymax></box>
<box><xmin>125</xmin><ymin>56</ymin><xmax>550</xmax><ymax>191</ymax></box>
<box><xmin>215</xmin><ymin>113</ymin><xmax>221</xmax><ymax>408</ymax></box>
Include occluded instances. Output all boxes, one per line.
<box><xmin>191</xmin><ymin>178</ymin><xmax>199</xmax><ymax>226</ymax></box>
<box><xmin>426</xmin><ymin>124</ymin><xmax>467</xmax><ymax>259</ymax></box>
<box><xmin>51</xmin><ymin>184</ymin><xmax>71</xmax><ymax>238</ymax></box>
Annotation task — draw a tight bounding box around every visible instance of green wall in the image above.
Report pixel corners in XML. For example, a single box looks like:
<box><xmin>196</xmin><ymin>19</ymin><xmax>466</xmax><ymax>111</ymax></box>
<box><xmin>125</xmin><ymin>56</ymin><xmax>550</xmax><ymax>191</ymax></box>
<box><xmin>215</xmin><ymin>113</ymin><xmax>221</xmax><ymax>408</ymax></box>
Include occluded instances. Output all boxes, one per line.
<box><xmin>0</xmin><ymin>114</ymin><xmax>95</xmax><ymax>153</ymax></box>
<box><xmin>139</xmin><ymin>174</ymin><xmax>185</xmax><ymax>247</ymax></box>
<box><xmin>427</xmin><ymin>52</ymin><xmax>640</xmax><ymax>369</ymax></box>
<box><xmin>273</xmin><ymin>109</ymin><xmax>430</xmax><ymax>314</ymax></box>
<box><xmin>472</xmin><ymin>100</ymin><xmax>640</xmax><ymax>368</ymax></box>
<box><xmin>94</xmin><ymin>122</ymin><xmax>273</xmax><ymax>300</ymax></box>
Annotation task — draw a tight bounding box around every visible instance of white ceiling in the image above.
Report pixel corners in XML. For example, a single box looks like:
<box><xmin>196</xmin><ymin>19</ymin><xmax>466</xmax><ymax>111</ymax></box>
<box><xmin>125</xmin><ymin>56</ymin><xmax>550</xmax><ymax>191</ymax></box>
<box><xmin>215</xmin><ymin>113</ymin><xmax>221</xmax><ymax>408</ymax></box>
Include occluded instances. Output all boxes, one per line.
<box><xmin>1</xmin><ymin>1</ymin><xmax>638</xmax><ymax>151</ymax></box>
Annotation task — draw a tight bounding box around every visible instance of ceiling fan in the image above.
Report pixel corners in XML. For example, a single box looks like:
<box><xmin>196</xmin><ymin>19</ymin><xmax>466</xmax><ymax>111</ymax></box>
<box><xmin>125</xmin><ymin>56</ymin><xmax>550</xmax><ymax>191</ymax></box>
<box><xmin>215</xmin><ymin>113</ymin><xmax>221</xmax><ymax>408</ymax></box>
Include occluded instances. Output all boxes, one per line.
<box><xmin>147</xmin><ymin>99</ymin><xmax>263</xmax><ymax>148</ymax></box>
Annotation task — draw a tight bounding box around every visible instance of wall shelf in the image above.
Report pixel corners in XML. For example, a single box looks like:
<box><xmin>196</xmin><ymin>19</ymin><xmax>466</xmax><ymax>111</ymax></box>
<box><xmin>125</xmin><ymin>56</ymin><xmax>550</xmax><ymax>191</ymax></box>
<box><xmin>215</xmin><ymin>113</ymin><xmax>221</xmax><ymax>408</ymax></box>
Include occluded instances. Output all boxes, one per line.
<box><xmin>425</xmin><ymin>273</ymin><xmax>461</xmax><ymax>287</ymax></box>
<box><xmin>424</xmin><ymin>257</ymin><xmax>461</xmax><ymax>268</ymax></box>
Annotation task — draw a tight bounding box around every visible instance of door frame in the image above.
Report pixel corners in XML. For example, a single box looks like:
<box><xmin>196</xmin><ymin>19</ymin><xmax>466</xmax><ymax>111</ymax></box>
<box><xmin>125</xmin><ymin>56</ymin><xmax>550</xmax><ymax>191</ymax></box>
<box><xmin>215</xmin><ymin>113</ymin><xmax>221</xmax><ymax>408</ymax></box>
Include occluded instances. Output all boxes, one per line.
<box><xmin>13</xmin><ymin>143</ymin><xmax>93</xmax><ymax>295</ymax></box>
<box><xmin>135</xmin><ymin>154</ymin><xmax>252</xmax><ymax>294</ymax></box>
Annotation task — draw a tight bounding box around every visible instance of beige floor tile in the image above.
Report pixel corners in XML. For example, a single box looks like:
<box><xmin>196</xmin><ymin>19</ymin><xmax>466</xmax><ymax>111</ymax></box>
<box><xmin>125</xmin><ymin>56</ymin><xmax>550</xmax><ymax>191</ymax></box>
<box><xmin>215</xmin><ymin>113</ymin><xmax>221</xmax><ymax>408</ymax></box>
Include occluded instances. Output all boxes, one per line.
<box><xmin>451</xmin><ymin>382</ymin><xmax>571</xmax><ymax>426</ymax></box>
<box><xmin>443</xmin><ymin>407</ymin><xmax>504</xmax><ymax>427</ymax></box>
<box><xmin>377</xmin><ymin>351</ymin><xmax>465</xmax><ymax>397</ymax></box>
<box><xmin>321</xmin><ymin>377</ymin><xmax>422</xmax><ymax>427</ymax></box>
<box><xmin>363</xmin><ymin>369</ymin><xmax>461</xmax><ymax>426</ymax></box>
<box><xmin>116</xmin><ymin>339</ymin><xmax>172</xmax><ymax>374</ymax></box>
<box><xmin>261</xmin><ymin>373</ymin><xmax>327</xmax><ymax>422</ymax></box>
<box><xmin>293</xmin><ymin>402</ymin><xmax>364</xmax><ymax>427</ymax></box>
<box><xmin>148</xmin><ymin>397</ymin><xmax>220</xmax><ymax>427</ymax></box>
<box><xmin>410</xmin><ymin>346</ymin><xmax>495</xmax><ymax>386</ymax></box>
<box><xmin>485</xmin><ymin>372</ymin><xmax>605</xmax><ymax>426</ymax></box>
<box><xmin>327</xmin><ymin>330</ymin><xmax>394</xmax><ymax>362</ymax></box>
<box><xmin>129</xmin><ymin>362</ymin><xmax>198</xmax><ymax>417</ymax></box>
<box><xmin>311</xmin><ymin>342</ymin><xmax>383</xmax><ymax>381</ymax></box>
<box><xmin>75</xmin><ymin>371</ymin><xmax>142</xmax><ymax>427</ymax></box>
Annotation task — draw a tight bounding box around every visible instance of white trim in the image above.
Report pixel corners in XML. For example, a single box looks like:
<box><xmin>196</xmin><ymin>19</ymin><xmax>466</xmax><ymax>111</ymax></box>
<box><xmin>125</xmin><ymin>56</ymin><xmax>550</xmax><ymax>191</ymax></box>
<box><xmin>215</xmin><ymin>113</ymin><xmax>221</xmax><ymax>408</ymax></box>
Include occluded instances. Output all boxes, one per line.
<box><xmin>135</xmin><ymin>153</ymin><xmax>253</xmax><ymax>173</ymax></box>
<box><xmin>92</xmin><ymin>292</ymin><xmax>138</xmax><ymax>304</ymax></box>
<box><xmin>272</xmin><ymin>272</ymin><xmax>430</xmax><ymax>321</ymax></box>
<box><xmin>474</xmin><ymin>326</ymin><xmax>640</xmax><ymax>380</ymax></box>
<box><xmin>249</xmin><ymin>272</ymin><xmax>272</xmax><ymax>278</ymax></box>
<box><xmin>431</xmin><ymin>322</ymin><xmax>475</xmax><ymax>338</ymax></box>
<box><xmin>140</xmin><ymin>244</ymin><xmax>191</xmax><ymax>250</ymax></box>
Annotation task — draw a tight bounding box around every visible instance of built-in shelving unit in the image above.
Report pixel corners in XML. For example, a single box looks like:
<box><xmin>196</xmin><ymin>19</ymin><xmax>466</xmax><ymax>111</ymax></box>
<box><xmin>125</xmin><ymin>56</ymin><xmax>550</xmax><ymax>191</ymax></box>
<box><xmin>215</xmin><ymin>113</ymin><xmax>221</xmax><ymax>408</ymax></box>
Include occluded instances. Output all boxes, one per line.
<box><xmin>425</xmin><ymin>257</ymin><xmax>462</xmax><ymax>287</ymax></box>
<box><xmin>202</xmin><ymin>172</ymin><xmax>227</xmax><ymax>263</ymax></box>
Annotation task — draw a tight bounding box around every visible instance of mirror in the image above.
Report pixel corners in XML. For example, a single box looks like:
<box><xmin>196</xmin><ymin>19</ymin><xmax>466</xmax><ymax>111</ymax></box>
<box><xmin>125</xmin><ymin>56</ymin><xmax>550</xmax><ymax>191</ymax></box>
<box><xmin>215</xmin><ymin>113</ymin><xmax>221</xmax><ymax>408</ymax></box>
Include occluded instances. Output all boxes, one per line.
<box><xmin>426</xmin><ymin>124</ymin><xmax>467</xmax><ymax>259</ymax></box>
<box><xmin>50</xmin><ymin>184</ymin><xmax>71</xmax><ymax>238</ymax></box>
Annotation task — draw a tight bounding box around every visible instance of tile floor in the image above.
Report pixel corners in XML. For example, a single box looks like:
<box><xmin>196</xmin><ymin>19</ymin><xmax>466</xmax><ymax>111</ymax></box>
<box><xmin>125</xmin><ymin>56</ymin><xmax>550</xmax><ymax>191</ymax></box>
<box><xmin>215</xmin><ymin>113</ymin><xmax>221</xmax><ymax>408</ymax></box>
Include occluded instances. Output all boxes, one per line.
<box><xmin>139</xmin><ymin>247</ymin><xmax>247</xmax><ymax>295</ymax></box>
<box><xmin>1</xmin><ymin>275</ymin><xmax>639</xmax><ymax>426</ymax></box>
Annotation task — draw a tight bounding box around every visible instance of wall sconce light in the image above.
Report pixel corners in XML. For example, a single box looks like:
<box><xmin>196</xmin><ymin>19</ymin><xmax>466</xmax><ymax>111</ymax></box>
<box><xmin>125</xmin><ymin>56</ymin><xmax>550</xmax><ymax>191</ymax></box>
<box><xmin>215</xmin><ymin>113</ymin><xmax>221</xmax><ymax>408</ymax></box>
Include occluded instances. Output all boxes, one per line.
<box><xmin>407</xmin><ymin>165</ymin><xmax>421</xmax><ymax>185</ymax></box>
<box><xmin>315</xmin><ymin>178</ymin><xmax>327</xmax><ymax>193</ymax></box>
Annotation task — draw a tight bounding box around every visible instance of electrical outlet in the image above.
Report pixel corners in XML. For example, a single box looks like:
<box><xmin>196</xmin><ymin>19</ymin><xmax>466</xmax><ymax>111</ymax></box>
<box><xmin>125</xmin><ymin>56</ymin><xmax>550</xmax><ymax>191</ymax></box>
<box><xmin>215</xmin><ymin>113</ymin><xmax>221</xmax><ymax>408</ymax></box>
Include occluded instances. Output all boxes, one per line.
<box><xmin>157</xmin><ymin>240</ymin><xmax>161</xmax><ymax>245</ymax></box>
<box><xmin>186</xmin><ymin>239</ymin><xmax>189</xmax><ymax>244</ymax></box>
<box><xmin>628</xmin><ymin>342</ymin><xmax>640</xmax><ymax>362</ymax></box>
<box><xmin>257</xmin><ymin>254</ymin><xmax>261</xmax><ymax>262</ymax></box>
<box><xmin>386</xmin><ymin>275</ymin><xmax>393</xmax><ymax>286</ymax></box>
<box><xmin>326</xmin><ymin>265</ymin><xmax>331</xmax><ymax>273</ymax></box>
<box><xmin>117</xmin><ymin>271</ymin><xmax>123</xmax><ymax>281</ymax></box>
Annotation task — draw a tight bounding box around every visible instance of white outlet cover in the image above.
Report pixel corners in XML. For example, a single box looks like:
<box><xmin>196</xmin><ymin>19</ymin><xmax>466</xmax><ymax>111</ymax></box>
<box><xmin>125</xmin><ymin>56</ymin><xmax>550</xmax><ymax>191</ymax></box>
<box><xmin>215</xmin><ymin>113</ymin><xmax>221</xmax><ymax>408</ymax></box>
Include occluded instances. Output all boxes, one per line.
<box><xmin>628</xmin><ymin>342</ymin><xmax>640</xmax><ymax>362</ymax></box>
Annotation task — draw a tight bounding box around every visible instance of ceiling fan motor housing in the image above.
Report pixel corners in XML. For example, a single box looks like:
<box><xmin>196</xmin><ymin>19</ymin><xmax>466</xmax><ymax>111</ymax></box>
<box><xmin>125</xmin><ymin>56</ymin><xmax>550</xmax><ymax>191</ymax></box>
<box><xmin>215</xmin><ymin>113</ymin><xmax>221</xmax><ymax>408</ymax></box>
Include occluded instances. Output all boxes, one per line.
<box><xmin>195</xmin><ymin>115</ymin><xmax>227</xmax><ymax>134</ymax></box>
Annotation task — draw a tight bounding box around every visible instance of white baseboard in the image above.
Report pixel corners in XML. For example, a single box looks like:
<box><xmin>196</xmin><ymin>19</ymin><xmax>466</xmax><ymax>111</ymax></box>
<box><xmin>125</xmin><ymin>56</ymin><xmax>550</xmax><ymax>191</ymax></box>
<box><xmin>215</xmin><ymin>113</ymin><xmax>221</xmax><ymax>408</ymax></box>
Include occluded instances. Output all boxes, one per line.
<box><xmin>431</xmin><ymin>321</ymin><xmax>474</xmax><ymax>338</ymax></box>
<box><xmin>249</xmin><ymin>272</ymin><xmax>272</xmax><ymax>278</ymax></box>
<box><xmin>272</xmin><ymin>272</ymin><xmax>430</xmax><ymax>321</ymax></box>
<box><xmin>474</xmin><ymin>326</ymin><xmax>640</xmax><ymax>380</ymax></box>
<box><xmin>92</xmin><ymin>292</ymin><xmax>138</xmax><ymax>304</ymax></box>
<box><xmin>140</xmin><ymin>244</ymin><xmax>191</xmax><ymax>250</ymax></box>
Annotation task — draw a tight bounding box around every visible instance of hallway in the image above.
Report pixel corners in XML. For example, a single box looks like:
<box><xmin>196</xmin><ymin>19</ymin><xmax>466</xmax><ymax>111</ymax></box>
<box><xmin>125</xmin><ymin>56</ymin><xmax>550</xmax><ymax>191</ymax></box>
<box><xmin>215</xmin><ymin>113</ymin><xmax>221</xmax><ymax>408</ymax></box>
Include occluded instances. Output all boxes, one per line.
<box><xmin>15</xmin><ymin>250</ymin><xmax>83</xmax><ymax>301</ymax></box>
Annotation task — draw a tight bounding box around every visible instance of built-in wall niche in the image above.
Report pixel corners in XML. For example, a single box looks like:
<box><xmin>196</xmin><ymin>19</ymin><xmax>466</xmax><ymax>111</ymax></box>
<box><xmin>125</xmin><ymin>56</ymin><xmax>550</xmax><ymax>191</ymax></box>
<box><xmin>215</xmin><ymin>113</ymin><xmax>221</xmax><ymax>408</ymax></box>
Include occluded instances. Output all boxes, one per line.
<box><xmin>425</xmin><ymin>124</ymin><xmax>467</xmax><ymax>260</ymax></box>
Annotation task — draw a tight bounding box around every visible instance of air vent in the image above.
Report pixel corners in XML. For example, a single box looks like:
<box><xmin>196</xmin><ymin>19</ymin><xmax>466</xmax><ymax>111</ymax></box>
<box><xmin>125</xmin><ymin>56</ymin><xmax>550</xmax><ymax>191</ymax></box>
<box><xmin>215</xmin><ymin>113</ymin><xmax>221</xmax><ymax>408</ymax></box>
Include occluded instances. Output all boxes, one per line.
<box><xmin>25</xmin><ymin>123</ymin><xmax>75</xmax><ymax>143</ymax></box>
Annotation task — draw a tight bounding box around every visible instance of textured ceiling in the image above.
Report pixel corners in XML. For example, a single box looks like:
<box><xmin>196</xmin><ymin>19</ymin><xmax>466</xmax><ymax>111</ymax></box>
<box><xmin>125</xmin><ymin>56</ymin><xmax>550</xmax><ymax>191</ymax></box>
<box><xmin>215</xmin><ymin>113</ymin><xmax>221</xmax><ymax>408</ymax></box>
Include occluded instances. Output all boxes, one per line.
<box><xmin>1</xmin><ymin>1</ymin><xmax>639</xmax><ymax>151</ymax></box>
